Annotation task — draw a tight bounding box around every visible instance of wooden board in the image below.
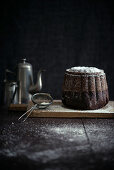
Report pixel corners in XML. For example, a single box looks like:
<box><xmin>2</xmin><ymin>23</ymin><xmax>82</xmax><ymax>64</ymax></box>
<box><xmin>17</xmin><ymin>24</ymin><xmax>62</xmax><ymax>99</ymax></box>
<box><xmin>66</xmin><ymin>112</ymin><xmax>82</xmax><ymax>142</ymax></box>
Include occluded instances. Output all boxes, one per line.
<box><xmin>9</xmin><ymin>103</ymin><xmax>27</xmax><ymax>111</ymax></box>
<box><xmin>27</xmin><ymin>100</ymin><xmax>114</xmax><ymax>118</ymax></box>
<box><xmin>8</xmin><ymin>100</ymin><xmax>60</xmax><ymax>111</ymax></box>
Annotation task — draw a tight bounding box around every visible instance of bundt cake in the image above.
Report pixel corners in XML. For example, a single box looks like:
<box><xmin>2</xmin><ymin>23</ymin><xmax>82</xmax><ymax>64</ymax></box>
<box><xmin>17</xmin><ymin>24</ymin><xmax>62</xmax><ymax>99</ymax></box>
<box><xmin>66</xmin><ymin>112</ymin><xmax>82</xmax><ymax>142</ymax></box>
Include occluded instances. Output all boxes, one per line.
<box><xmin>62</xmin><ymin>66</ymin><xmax>109</xmax><ymax>110</ymax></box>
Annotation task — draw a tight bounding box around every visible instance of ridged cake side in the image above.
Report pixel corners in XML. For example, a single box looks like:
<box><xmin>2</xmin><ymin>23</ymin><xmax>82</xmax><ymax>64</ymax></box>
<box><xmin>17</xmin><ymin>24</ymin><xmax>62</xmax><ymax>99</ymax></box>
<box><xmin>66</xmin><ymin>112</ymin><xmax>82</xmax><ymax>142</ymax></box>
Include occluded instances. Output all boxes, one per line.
<box><xmin>62</xmin><ymin>72</ymin><xmax>109</xmax><ymax>110</ymax></box>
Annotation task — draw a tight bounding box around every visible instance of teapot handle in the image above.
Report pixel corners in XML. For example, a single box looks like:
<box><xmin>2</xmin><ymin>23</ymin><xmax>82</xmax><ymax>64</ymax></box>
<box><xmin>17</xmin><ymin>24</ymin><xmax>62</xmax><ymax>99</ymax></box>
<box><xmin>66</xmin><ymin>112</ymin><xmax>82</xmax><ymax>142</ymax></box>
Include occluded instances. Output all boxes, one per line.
<box><xmin>10</xmin><ymin>85</ymin><xmax>18</xmax><ymax>104</ymax></box>
<box><xmin>5</xmin><ymin>69</ymin><xmax>15</xmax><ymax>81</ymax></box>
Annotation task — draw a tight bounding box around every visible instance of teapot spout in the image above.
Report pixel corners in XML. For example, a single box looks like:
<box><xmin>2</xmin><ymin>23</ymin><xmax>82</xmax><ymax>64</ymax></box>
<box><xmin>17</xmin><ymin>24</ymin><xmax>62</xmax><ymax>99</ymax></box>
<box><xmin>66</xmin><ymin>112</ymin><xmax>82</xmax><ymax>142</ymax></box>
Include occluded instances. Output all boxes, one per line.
<box><xmin>29</xmin><ymin>69</ymin><xmax>45</xmax><ymax>94</ymax></box>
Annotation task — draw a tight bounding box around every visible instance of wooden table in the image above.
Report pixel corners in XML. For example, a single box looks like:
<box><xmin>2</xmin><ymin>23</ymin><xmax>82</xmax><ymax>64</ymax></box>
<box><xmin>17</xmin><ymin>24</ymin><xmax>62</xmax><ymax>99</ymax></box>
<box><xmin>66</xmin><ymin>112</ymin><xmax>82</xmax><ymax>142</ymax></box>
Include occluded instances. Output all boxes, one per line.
<box><xmin>0</xmin><ymin>107</ymin><xmax>114</xmax><ymax>170</ymax></box>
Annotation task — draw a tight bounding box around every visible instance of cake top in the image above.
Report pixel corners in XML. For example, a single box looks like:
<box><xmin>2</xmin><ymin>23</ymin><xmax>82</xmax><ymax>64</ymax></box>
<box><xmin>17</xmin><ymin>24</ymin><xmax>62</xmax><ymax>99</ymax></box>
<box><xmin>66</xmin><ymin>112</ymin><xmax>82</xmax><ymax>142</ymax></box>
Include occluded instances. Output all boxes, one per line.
<box><xmin>66</xmin><ymin>66</ymin><xmax>104</xmax><ymax>74</ymax></box>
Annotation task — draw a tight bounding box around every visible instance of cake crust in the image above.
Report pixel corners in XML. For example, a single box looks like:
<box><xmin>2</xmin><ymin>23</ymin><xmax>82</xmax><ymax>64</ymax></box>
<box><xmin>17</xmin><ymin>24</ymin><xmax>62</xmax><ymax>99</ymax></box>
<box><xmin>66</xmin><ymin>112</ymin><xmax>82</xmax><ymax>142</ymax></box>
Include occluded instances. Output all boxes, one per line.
<box><xmin>62</xmin><ymin>67</ymin><xmax>109</xmax><ymax>110</ymax></box>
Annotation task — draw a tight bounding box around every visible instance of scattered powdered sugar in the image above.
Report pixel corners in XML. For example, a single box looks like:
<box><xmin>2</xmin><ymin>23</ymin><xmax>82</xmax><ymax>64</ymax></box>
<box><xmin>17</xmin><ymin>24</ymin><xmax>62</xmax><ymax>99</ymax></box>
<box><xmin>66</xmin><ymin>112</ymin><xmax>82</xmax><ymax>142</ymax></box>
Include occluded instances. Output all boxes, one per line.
<box><xmin>42</xmin><ymin>101</ymin><xmax>114</xmax><ymax>113</ymax></box>
<box><xmin>0</xmin><ymin>119</ymin><xmax>88</xmax><ymax>163</ymax></box>
<box><xmin>41</xmin><ymin>102</ymin><xmax>50</xmax><ymax>105</ymax></box>
<box><xmin>67</xmin><ymin>66</ymin><xmax>104</xmax><ymax>74</ymax></box>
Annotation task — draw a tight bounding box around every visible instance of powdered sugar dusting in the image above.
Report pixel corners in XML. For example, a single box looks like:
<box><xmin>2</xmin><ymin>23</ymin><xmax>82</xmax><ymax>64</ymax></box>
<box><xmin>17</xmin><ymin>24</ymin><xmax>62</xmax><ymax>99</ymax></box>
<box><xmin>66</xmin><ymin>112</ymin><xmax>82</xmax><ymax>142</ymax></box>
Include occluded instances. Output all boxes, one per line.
<box><xmin>45</xmin><ymin>102</ymin><xmax>114</xmax><ymax>113</ymax></box>
<box><xmin>32</xmin><ymin>101</ymin><xmax>114</xmax><ymax>115</ymax></box>
<box><xmin>67</xmin><ymin>66</ymin><xmax>104</xmax><ymax>74</ymax></box>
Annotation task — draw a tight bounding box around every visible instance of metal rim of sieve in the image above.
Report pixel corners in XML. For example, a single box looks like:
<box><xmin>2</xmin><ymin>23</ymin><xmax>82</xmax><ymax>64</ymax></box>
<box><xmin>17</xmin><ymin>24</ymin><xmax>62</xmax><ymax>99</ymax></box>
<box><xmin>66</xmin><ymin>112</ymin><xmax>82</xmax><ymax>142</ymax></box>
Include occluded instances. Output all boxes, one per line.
<box><xmin>31</xmin><ymin>93</ymin><xmax>53</xmax><ymax>107</ymax></box>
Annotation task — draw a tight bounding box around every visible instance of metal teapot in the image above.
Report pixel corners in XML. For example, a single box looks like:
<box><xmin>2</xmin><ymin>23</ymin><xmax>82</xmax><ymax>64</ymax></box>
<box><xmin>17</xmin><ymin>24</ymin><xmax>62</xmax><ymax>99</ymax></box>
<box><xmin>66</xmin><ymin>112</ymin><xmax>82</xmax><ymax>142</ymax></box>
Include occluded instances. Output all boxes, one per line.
<box><xmin>3</xmin><ymin>58</ymin><xmax>45</xmax><ymax>105</ymax></box>
<box><xmin>17</xmin><ymin>58</ymin><xmax>45</xmax><ymax>104</ymax></box>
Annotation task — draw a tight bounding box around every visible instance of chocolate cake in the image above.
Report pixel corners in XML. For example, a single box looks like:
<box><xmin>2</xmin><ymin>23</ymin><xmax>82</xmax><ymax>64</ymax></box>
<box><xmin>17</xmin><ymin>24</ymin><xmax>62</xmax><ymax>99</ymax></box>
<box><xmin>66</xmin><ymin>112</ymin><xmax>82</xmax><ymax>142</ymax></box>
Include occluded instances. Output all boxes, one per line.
<box><xmin>62</xmin><ymin>67</ymin><xmax>109</xmax><ymax>110</ymax></box>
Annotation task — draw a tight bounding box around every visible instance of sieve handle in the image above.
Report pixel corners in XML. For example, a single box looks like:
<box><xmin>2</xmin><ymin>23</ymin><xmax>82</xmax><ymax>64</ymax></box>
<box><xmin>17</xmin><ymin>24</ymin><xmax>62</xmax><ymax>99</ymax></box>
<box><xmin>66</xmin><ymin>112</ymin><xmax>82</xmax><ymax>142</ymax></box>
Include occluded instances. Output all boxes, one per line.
<box><xmin>18</xmin><ymin>104</ymin><xmax>37</xmax><ymax>121</ymax></box>
<box><xmin>23</xmin><ymin>104</ymin><xmax>37</xmax><ymax>122</ymax></box>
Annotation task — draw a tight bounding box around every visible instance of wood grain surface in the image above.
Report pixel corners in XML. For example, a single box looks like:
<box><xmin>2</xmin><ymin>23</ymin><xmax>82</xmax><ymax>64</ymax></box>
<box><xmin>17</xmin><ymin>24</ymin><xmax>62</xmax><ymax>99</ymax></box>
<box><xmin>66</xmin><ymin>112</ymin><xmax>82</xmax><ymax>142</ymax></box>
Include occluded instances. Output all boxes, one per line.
<box><xmin>9</xmin><ymin>103</ymin><xmax>27</xmax><ymax>111</ymax></box>
<box><xmin>0</xmin><ymin>108</ymin><xmax>114</xmax><ymax>170</ymax></box>
<box><xmin>27</xmin><ymin>100</ymin><xmax>114</xmax><ymax>118</ymax></box>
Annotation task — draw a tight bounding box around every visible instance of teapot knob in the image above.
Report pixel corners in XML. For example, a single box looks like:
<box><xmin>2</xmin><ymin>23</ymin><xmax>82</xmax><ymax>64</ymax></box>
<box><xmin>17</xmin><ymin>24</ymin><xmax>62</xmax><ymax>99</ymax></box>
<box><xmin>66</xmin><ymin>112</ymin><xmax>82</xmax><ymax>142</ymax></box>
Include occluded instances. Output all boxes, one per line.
<box><xmin>22</xmin><ymin>58</ymin><xmax>26</xmax><ymax>63</ymax></box>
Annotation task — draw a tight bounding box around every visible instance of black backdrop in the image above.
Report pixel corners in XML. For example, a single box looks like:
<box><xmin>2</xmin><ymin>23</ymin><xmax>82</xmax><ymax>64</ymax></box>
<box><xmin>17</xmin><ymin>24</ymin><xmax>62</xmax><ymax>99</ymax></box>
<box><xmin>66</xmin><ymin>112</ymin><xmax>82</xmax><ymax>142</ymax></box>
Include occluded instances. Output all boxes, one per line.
<box><xmin>0</xmin><ymin>0</ymin><xmax>114</xmax><ymax>103</ymax></box>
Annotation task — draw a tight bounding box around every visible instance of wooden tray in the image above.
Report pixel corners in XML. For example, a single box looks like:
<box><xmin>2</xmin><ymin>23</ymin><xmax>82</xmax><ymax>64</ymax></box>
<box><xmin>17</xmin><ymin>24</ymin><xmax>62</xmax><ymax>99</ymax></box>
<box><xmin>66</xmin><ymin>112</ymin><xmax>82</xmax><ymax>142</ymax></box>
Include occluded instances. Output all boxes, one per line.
<box><xmin>9</xmin><ymin>104</ymin><xmax>27</xmax><ymax>111</ymax></box>
<box><xmin>8</xmin><ymin>100</ymin><xmax>59</xmax><ymax>111</ymax></box>
<box><xmin>27</xmin><ymin>100</ymin><xmax>114</xmax><ymax>118</ymax></box>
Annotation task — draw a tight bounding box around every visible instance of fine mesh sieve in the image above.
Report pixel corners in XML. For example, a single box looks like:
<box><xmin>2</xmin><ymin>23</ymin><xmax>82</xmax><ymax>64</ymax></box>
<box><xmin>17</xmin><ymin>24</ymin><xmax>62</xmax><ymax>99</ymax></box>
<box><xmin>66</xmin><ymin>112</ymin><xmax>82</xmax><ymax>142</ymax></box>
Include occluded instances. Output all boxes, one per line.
<box><xmin>32</xmin><ymin>93</ymin><xmax>53</xmax><ymax>109</ymax></box>
<box><xmin>18</xmin><ymin>93</ymin><xmax>53</xmax><ymax>122</ymax></box>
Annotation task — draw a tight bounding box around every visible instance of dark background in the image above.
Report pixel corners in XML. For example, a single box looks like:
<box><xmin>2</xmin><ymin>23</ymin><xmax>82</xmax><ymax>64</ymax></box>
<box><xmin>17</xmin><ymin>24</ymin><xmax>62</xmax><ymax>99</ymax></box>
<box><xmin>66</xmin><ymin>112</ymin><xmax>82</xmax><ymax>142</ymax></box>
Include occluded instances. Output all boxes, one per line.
<box><xmin>0</xmin><ymin>0</ymin><xmax>114</xmax><ymax>103</ymax></box>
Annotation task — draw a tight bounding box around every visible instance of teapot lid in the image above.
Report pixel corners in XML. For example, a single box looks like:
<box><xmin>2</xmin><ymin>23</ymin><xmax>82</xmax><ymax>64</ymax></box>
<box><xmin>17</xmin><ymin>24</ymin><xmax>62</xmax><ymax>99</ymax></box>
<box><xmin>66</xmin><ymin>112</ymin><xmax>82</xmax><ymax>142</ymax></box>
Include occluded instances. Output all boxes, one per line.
<box><xmin>18</xmin><ymin>58</ymin><xmax>32</xmax><ymax>69</ymax></box>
